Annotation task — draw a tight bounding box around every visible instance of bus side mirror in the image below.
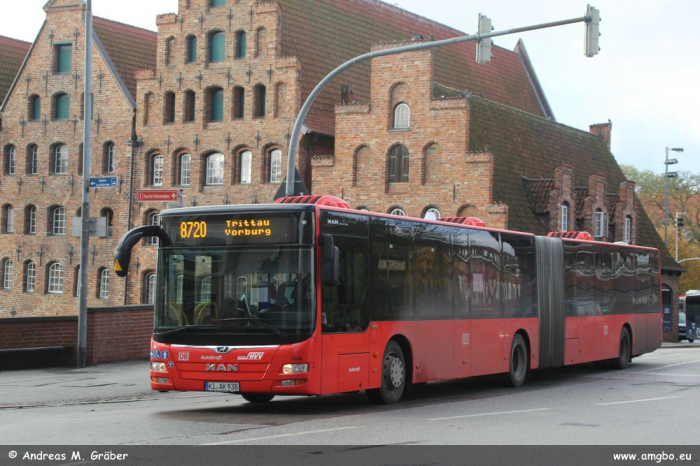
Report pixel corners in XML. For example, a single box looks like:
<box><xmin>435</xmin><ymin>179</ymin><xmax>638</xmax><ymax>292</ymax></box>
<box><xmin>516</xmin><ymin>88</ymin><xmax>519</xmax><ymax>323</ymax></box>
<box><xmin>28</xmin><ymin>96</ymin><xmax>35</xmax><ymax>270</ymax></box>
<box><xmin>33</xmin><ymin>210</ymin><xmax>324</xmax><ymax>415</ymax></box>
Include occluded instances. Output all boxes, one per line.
<box><xmin>320</xmin><ymin>234</ymin><xmax>340</xmax><ymax>286</ymax></box>
<box><xmin>113</xmin><ymin>225</ymin><xmax>172</xmax><ymax>278</ymax></box>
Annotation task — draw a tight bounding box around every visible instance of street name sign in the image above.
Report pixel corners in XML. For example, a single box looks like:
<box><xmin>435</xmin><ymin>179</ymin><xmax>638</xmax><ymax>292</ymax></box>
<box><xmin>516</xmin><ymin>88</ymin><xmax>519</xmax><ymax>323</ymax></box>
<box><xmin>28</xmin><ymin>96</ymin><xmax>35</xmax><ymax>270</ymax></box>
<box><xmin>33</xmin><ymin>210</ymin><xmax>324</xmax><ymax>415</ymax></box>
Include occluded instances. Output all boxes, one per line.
<box><xmin>89</xmin><ymin>177</ymin><xmax>118</xmax><ymax>188</ymax></box>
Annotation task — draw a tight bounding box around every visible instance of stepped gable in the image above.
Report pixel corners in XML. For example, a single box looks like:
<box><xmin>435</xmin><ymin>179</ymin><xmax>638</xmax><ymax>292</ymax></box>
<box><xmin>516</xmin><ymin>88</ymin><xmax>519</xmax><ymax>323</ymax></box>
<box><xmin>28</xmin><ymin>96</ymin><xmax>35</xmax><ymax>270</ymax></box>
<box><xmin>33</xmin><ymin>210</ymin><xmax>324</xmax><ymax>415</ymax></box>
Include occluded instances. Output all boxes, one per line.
<box><xmin>468</xmin><ymin>97</ymin><xmax>680</xmax><ymax>271</ymax></box>
<box><xmin>93</xmin><ymin>16</ymin><xmax>157</xmax><ymax>100</ymax></box>
<box><xmin>0</xmin><ymin>35</ymin><xmax>31</xmax><ymax>106</ymax></box>
<box><xmin>275</xmin><ymin>0</ymin><xmax>547</xmax><ymax>136</ymax></box>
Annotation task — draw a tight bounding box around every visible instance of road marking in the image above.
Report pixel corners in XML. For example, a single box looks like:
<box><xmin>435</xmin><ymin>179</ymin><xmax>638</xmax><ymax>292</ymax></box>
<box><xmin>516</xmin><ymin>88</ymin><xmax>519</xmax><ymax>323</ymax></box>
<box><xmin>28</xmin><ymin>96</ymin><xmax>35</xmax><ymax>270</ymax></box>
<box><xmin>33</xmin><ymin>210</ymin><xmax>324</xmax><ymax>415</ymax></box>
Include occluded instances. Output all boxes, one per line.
<box><xmin>202</xmin><ymin>426</ymin><xmax>362</xmax><ymax>445</ymax></box>
<box><xmin>428</xmin><ymin>408</ymin><xmax>551</xmax><ymax>421</ymax></box>
<box><xmin>640</xmin><ymin>372</ymin><xmax>700</xmax><ymax>377</ymax></box>
<box><xmin>597</xmin><ymin>396</ymin><xmax>680</xmax><ymax>406</ymax></box>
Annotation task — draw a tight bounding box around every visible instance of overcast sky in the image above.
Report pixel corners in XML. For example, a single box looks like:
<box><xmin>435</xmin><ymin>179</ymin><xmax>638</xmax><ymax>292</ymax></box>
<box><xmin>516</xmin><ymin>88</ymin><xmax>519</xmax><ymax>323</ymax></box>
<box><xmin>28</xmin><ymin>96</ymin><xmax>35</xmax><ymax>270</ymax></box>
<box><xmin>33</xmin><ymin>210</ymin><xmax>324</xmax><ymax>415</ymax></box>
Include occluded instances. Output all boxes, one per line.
<box><xmin>2</xmin><ymin>0</ymin><xmax>698</xmax><ymax>173</ymax></box>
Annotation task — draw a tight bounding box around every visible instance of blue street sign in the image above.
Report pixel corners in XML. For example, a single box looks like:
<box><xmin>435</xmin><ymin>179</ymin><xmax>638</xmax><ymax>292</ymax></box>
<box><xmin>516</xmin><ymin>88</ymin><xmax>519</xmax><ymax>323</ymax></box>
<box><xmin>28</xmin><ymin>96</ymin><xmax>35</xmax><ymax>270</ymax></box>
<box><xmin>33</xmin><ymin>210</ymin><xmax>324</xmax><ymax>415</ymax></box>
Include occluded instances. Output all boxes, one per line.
<box><xmin>89</xmin><ymin>177</ymin><xmax>118</xmax><ymax>188</ymax></box>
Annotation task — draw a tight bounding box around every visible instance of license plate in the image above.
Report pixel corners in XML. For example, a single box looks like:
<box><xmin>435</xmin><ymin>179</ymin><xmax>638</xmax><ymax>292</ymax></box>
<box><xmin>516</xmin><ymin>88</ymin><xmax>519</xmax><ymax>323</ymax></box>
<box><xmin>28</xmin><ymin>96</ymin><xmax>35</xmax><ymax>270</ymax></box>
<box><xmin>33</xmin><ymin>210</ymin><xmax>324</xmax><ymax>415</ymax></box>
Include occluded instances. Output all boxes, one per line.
<box><xmin>205</xmin><ymin>382</ymin><xmax>240</xmax><ymax>392</ymax></box>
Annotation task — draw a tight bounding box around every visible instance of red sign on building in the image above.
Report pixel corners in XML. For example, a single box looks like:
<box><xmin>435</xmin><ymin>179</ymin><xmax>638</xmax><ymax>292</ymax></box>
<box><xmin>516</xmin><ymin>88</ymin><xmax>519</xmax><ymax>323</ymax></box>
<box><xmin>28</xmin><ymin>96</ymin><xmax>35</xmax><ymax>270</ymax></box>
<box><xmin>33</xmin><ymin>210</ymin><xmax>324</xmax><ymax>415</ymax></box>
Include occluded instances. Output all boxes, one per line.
<box><xmin>136</xmin><ymin>190</ymin><xmax>179</xmax><ymax>202</ymax></box>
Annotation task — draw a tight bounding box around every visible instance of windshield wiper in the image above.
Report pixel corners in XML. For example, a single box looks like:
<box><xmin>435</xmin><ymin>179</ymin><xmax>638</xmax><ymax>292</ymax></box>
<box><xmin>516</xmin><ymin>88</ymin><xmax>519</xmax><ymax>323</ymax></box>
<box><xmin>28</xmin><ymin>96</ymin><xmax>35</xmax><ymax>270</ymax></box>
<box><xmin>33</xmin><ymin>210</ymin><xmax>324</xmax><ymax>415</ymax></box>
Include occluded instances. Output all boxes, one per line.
<box><xmin>157</xmin><ymin>325</ymin><xmax>219</xmax><ymax>337</ymax></box>
<box><xmin>213</xmin><ymin>317</ymin><xmax>288</xmax><ymax>336</ymax></box>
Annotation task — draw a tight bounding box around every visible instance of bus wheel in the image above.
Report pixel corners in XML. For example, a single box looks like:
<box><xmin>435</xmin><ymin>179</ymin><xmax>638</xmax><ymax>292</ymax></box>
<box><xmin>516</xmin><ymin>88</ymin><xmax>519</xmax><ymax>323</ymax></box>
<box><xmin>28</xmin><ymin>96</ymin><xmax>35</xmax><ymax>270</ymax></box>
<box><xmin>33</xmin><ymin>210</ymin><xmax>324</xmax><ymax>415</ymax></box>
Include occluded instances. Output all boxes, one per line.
<box><xmin>615</xmin><ymin>328</ymin><xmax>631</xmax><ymax>370</ymax></box>
<box><xmin>241</xmin><ymin>393</ymin><xmax>275</xmax><ymax>403</ymax></box>
<box><xmin>509</xmin><ymin>334</ymin><xmax>528</xmax><ymax>387</ymax></box>
<box><xmin>366</xmin><ymin>341</ymin><xmax>406</xmax><ymax>405</ymax></box>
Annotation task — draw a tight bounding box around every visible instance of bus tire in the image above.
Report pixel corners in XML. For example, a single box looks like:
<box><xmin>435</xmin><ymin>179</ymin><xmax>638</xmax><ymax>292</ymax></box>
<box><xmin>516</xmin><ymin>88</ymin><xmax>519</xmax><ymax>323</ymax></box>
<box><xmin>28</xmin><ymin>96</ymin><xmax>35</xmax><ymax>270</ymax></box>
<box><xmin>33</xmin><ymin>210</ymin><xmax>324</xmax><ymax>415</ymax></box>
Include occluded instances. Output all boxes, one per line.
<box><xmin>366</xmin><ymin>341</ymin><xmax>406</xmax><ymax>405</ymax></box>
<box><xmin>615</xmin><ymin>327</ymin><xmax>631</xmax><ymax>370</ymax></box>
<box><xmin>241</xmin><ymin>393</ymin><xmax>275</xmax><ymax>403</ymax></box>
<box><xmin>509</xmin><ymin>334</ymin><xmax>528</xmax><ymax>387</ymax></box>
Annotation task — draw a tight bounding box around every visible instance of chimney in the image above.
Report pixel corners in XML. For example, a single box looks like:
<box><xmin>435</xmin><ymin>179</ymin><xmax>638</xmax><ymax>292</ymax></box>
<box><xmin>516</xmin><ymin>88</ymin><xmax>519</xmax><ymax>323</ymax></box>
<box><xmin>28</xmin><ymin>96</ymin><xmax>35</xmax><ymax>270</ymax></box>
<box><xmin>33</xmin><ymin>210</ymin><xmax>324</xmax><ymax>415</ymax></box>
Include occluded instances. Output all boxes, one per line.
<box><xmin>589</xmin><ymin>120</ymin><xmax>612</xmax><ymax>149</ymax></box>
<box><xmin>340</xmin><ymin>84</ymin><xmax>354</xmax><ymax>104</ymax></box>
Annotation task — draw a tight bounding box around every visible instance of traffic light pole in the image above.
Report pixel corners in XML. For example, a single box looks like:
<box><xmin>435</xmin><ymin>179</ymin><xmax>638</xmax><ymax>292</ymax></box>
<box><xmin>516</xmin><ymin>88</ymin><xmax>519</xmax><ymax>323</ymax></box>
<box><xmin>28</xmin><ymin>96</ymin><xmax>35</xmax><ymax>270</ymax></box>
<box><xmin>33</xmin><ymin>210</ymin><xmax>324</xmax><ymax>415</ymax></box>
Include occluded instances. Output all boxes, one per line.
<box><xmin>675</xmin><ymin>212</ymin><xmax>686</xmax><ymax>262</ymax></box>
<box><xmin>284</xmin><ymin>9</ymin><xmax>599</xmax><ymax>197</ymax></box>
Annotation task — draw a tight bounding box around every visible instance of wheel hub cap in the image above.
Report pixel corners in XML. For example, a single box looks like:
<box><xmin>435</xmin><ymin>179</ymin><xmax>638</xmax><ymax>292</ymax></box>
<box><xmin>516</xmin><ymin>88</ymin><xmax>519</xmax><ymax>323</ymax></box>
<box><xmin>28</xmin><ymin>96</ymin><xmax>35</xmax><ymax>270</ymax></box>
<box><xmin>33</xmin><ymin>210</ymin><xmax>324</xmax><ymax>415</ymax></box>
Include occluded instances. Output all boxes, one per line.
<box><xmin>389</xmin><ymin>357</ymin><xmax>403</xmax><ymax>388</ymax></box>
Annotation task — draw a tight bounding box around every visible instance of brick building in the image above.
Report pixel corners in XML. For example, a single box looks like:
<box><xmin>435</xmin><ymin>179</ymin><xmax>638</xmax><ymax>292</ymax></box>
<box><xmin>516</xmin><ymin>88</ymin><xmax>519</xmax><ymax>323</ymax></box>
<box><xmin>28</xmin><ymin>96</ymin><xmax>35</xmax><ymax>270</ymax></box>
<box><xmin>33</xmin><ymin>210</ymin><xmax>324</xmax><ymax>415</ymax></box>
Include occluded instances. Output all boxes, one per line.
<box><xmin>0</xmin><ymin>0</ymin><xmax>156</xmax><ymax>316</ymax></box>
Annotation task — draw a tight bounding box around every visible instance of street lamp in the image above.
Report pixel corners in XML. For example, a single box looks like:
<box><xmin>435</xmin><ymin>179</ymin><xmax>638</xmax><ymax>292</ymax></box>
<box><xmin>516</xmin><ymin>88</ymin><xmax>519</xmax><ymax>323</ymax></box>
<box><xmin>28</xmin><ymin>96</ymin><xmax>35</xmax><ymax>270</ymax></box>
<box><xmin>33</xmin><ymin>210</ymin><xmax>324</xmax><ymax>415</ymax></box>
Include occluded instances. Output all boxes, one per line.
<box><xmin>664</xmin><ymin>147</ymin><xmax>683</xmax><ymax>246</ymax></box>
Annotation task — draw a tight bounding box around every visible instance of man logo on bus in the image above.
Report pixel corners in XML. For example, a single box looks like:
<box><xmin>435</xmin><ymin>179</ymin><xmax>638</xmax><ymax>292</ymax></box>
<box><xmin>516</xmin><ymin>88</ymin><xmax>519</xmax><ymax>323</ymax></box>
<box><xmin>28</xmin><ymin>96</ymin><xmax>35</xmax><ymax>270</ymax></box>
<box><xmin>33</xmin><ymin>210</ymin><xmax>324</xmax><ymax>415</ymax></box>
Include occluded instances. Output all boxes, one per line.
<box><xmin>238</xmin><ymin>352</ymin><xmax>265</xmax><ymax>360</ymax></box>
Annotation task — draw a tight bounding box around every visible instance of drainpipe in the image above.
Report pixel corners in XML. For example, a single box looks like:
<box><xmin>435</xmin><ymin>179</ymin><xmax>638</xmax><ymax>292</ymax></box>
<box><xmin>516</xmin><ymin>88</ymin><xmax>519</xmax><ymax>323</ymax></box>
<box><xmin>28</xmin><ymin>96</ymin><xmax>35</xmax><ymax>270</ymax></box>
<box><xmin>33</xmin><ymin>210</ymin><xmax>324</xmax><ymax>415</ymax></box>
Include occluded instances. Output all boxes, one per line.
<box><xmin>123</xmin><ymin>111</ymin><xmax>137</xmax><ymax>305</ymax></box>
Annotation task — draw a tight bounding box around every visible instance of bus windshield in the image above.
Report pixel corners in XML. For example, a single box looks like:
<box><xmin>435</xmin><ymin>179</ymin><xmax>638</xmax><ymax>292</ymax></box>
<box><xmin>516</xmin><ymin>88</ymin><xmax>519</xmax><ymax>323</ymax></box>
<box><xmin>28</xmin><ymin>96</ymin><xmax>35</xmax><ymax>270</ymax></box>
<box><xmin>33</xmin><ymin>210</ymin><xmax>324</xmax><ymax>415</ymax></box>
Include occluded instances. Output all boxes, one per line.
<box><xmin>154</xmin><ymin>246</ymin><xmax>315</xmax><ymax>346</ymax></box>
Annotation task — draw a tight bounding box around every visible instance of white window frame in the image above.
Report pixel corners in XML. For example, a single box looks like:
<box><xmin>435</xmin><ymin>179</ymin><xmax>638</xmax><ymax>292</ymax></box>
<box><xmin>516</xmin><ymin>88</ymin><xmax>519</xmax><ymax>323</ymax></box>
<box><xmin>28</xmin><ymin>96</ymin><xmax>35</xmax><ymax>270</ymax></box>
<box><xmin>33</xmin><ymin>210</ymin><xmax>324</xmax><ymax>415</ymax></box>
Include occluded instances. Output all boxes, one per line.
<box><xmin>594</xmin><ymin>210</ymin><xmax>607</xmax><ymax>238</ymax></box>
<box><xmin>6</xmin><ymin>206</ymin><xmax>14</xmax><ymax>233</ymax></box>
<box><xmin>99</xmin><ymin>269</ymin><xmax>109</xmax><ymax>299</ymax></box>
<box><xmin>146</xmin><ymin>273</ymin><xmax>156</xmax><ymax>304</ymax></box>
<box><xmin>560</xmin><ymin>203</ymin><xmax>569</xmax><ymax>232</ymax></box>
<box><xmin>52</xmin><ymin>207</ymin><xmax>66</xmax><ymax>236</ymax></box>
<box><xmin>148</xmin><ymin>213</ymin><xmax>159</xmax><ymax>246</ymax></box>
<box><xmin>28</xmin><ymin>206</ymin><xmax>37</xmax><ymax>234</ymax></box>
<box><xmin>25</xmin><ymin>262</ymin><xmax>35</xmax><ymax>293</ymax></box>
<box><xmin>8</xmin><ymin>146</ymin><xmax>16</xmax><ymax>175</ymax></box>
<box><xmin>106</xmin><ymin>143</ymin><xmax>115</xmax><ymax>173</ymax></box>
<box><xmin>153</xmin><ymin>155</ymin><xmax>164</xmax><ymax>186</ymax></box>
<box><xmin>206</xmin><ymin>153</ymin><xmax>224</xmax><ymax>185</ymax></box>
<box><xmin>31</xmin><ymin>146</ymin><xmax>39</xmax><ymax>175</ymax></box>
<box><xmin>3</xmin><ymin>260</ymin><xmax>13</xmax><ymax>289</ymax></box>
<box><xmin>393</xmin><ymin>102</ymin><xmax>410</xmax><ymax>129</ymax></box>
<box><xmin>240</xmin><ymin>150</ymin><xmax>252</xmax><ymax>184</ymax></box>
<box><xmin>180</xmin><ymin>154</ymin><xmax>191</xmax><ymax>186</ymax></box>
<box><xmin>624</xmin><ymin>217</ymin><xmax>632</xmax><ymax>243</ymax></box>
<box><xmin>200</xmin><ymin>276</ymin><xmax>212</xmax><ymax>302</ymax></box>
<box><xmin>390</xmin><ymin>208</ymin><xmax>406</xmax><ymax>216</ymax></box>
<box><xmin>48</xmin><ymin>263</ymin><xmax>64</xmax><ymax>294</ymax></box>
<box><xmin>424</xmin><ymin>208</ymin><xmax>440</xmax><ymax>220</ymax></box>
<box><xmin>269</xmin><ymin>149</ymin><xmax>282</xmax><ymax>183</ymax></box>
<box><xmin>54</xmin><ymin>145</ymin><xmax>68</xmax><ymax>174</ymax></box>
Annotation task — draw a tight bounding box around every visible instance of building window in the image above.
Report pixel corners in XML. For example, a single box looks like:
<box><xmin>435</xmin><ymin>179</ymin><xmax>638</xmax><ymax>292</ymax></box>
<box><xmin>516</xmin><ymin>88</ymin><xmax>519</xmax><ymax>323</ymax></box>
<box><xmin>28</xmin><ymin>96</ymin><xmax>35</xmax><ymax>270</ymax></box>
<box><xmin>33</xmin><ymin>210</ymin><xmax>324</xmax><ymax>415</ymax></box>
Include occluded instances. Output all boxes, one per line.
<box><xmin>55</xmin><ymin>44</ymin><xmax>72</xmax><ymax>74</ymax></box>
<box><xmin>152</xmin><ymin>154</ymin><xmax>164</xmax><ymax>186</ymax></box>
<box><xmin>148</xmin><ymin>212</ymin><xmax>159</xmax><ymax>246</ymax></box>
<box><xmin>390</xmin><ymin>208</ymin><xmax>406</xmax><ymax>216</ymax></box>
<box><xmin>388</xmin><ymin>144</ymin><xmax>409</xmax><ymax>182</ymax></box>
<box><xmin>209</xmin><ymin>31</ymin><xmax>225</xmax><ymax>63</ymax></box>
<box><xmin>184</xmin><ymin>90</ymin><xmax>196</xmax><ymax>122</ymax></box>
<box><xmin>164</xmin><ymin>92</ymin><xmax>176</xmax><ymax>123</ymax></box>
<box><xmin>254</xmin><ymin>84</ymin><xmax>266</xmax><ymax>117</ymax></box>
<box><xmin>180</xmin><ymin>153</ymin><xmax>191</xmax><ymax>185</ymax></box>
<box><xmin>236</xmin><ymin>276</ymin><xmax>247</xmax><ymax>300</ymax></box>
<box><xmin>146</xmin><ymin>273</ymin><xmax>156</xmax><ymax>304</ymax></box>
<box><xmin>240</xmin><ymin>150</ymin><xmax>252</xmax><ymax>184</ymax></box>
<box><xmin>144</xmin><ymin>93</ymin><xmax>153</xmax><ymax>125</ymax></box>
<box><xmin>29</xmin><ymin>145</ymin><xmax>39</xmax><ymax>174</ymax></box>
<box><xmin>99</xmin><ymin>269</ymin><xmax>109</xmax><ymax>299</ymax></box>
<box><xmin>26</xmin><ymin>206</ymin><xmax>37</xmax><ymax>234</ymax></box>
<box><xmin>424</xmin><ymin>208</ymin><xmax>440</xmax><ymax>220</ymax></box>
<box><xmin>100</xmin><ymin>208</ymin><xmax>113</xmax><ymax>238</ymax></box>
<box><xmin>4</xmin><ymin>206</ymin><xmax>14</xmax><ymax>233</ymax></box>
<box><xmin>52</xmin><ymin>206</ymin><xmax>66</xmax><ymax>235</ymax></box>
<box><xmin>206</xmin><ymin>153</ymin><xmax>224</xmax><ymax>185</ymax></box>
<box><xmin>235</xmin><ymin>30</ymin><xmax>246</xmax><ymax>58</ymax></box>
<box><xmin>200</xmin><ymin>276</ymin><xmax>212</xmax><ymax>302</ymax></box>
<box><xmin>105</xmin><ymin>143</ymin><xmax>115</xmax><ymax>173</ymax></box>
<box><xmin>3</xmin><ymin>260</ymin><xmax>12</xmax><ymax>289</ymax></box>
<box><xmin>393</xmin><ymin>103</ymin><xmax>410</xmax><ymax>129</ymax></box>
<box><xmin>165</xmin><ymin>37</ymin><xmax>176</xmax><ymax>66</ymax></box>
<box><xmin>269</xmin><ymin>149</ymin><xmax>282</xmax><ymax>183</ymax></box>
<box><xmin>209</xmin><ymin>87</ymin><xmax>224</xmax><ymax>122</ymax></box>
<box><xmin>186</xmin><ymin>36</ymin><xmax>197</xmax><ymax>63</ymax></box>
<box><xmin>233</xmin><ymin>86</ymin><xmax>245</xmax><ymax>119</ymax></box>
<box><xmin>54</xmin><ymin>93</ymin><xmax>70</xmax><ymax>120</ymax></box>
<box><xmin>625</xmin><ymin>216</ymin><xmax>632</xmax><ymax>243</ymax></box>
<box><xmin>6</xmin><ymin>145</ymin><xmax>16</xmax><ymax>175</ymax></box>
<box><xmin>274</xmin><ymin>83</ymin><xmax>286</xmax><ymax>118</ymax></box>
<box><xmin>30</xmin><ymin>95</ymin><xmax>41</xmax><ymax>120</ymax></box>
<box><xmin>210</xmin><ymin>0</ymin><xmax>226</xmax><ymax>6</ymax></box>
<box><xmin>48</xmin><ymin>263</ymin><xmax>64</xmax><ymax>294</ymax></box>
<box><xmin>54</xmin><ymin>144</ymin><xmax>68</xmax><ymax>174</ymax></box>
<box><xmin>560</xmin><ymin>202</ymin><xmax>569</xmax><ymax>232</ymax></box>
<box><xmin>594</xmin><ymin>209</ymin><xmax>607</xmax><ymax>239</ymax></box>
<box><xmin>25</xmin><ymin>262</ymin><xmax>35</xmax><ymax>293</ymax></box>
<box><xmin>176</xmin><ymin>275</ymin><xmax>184</xmax><ymax>303</ymax></box>
<box><xmin>255</xmin><ymin>28</ymin><xmax>267</xmax><ymax>58</ymax></box>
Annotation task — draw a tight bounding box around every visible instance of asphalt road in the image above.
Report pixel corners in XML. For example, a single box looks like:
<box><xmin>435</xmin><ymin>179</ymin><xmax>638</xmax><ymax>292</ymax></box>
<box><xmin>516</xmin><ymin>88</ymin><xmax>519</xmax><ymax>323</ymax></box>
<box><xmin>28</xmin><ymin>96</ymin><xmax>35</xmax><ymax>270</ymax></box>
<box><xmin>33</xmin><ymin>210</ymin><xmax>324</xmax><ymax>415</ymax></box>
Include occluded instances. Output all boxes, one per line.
<box><xmin>1</xmin><ymin>344</ymin><xmax>698</xmax><ymax>446</ymax></box>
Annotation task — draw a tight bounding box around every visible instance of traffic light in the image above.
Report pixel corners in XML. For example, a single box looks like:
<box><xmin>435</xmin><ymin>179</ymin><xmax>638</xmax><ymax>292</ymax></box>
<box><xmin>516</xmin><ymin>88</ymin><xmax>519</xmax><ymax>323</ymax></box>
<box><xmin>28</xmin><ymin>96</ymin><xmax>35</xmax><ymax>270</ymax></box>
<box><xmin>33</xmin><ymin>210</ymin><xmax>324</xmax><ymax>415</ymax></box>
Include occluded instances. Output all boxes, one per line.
<box><xmin>585</xmin><ymin>5</ymin><xmax>600</xmax><ymax>57</ymax></box>
<box><xmin>476</xmin><ymin>13</ymin><xmax>493</xmax><ymax>64</ymax></box>
<box><xmin>677</xmin><ymin>217</ymin><xmax>685</xmax><ymax>228</ymax></box>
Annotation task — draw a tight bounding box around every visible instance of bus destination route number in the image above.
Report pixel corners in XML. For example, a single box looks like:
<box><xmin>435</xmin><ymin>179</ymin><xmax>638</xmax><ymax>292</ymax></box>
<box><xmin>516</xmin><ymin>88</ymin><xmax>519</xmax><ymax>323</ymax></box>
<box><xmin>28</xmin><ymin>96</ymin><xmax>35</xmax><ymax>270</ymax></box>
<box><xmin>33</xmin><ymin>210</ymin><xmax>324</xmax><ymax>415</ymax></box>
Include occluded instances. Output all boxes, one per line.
<box><xmin>180</xmin><ymin>221</ymin><xmax>207</xmax><ymax>239</ymax></box>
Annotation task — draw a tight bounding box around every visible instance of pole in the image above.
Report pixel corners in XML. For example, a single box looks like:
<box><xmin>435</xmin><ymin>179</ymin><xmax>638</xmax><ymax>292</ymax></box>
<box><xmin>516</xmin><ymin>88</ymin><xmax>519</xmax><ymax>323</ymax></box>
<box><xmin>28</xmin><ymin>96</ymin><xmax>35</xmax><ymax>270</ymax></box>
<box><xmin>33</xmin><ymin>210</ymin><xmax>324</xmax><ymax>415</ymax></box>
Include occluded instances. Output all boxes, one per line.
<box><xmin>77</xmin><ymin>0</ymin><xmax>92</xmax><ymax>368</ymax></box>
<box><xmin>123</xmin><ymin>112</ymin><xmax>137</xmax><ymax>305</ymax></box>
<box><xmin>284</xmin><ymin>14</ymin><xmax>592</xmax><ymax>197</ymax></box>
<box><xmin>664</xmin><ymin>147</ymin><xmax>669</xmax><ymax>246</ymax></box>
<box><xmin>675</xmin><ymin>212</ymin><xmax>679</xmax><ymax>262</ymax></box>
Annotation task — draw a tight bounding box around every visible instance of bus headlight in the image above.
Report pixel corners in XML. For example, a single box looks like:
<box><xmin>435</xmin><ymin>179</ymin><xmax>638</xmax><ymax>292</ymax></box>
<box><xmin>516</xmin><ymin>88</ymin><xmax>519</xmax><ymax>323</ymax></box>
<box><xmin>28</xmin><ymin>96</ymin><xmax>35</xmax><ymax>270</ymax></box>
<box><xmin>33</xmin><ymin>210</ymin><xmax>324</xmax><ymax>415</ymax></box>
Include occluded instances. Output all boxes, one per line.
<box><xmin>151</xmin><ymin>362</ymin><xmax>167</xmax><ymax>372</ymax></box>
<box><xmin>282</xmin><ymin>364</ymin><xmax>308</xmax><ymax>374</ymax></box>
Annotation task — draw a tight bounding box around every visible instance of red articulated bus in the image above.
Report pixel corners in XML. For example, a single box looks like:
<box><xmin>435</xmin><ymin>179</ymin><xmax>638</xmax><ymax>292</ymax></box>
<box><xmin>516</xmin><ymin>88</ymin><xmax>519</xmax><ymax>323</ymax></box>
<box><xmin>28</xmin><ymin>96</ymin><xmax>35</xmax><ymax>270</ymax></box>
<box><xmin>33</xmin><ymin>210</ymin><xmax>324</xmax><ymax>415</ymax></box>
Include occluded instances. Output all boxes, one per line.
<box><xmin>113</xmin><ymin>195</ymin><xmax>662</xmax><ymax>404</ymax></box>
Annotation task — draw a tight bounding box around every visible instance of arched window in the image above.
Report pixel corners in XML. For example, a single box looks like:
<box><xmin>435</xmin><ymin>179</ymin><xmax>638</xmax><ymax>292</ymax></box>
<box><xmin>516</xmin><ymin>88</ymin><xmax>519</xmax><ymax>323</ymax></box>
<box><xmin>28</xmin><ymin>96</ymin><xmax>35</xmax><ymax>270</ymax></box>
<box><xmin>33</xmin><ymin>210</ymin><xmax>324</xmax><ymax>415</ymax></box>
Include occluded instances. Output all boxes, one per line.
<box><xmin>148</xmin><ymin>212</ymin><xmax>159</xmax><ymax>246</ymax></box>
<box><xmin>235</xmin><ymin>30</ymin><xmax>246</xmax><ymax>58</ymax></box>
<box><xmin>255</xmin><ymin>28</ymin><xmax>267</xmax><ymax>58</ymax></box>
<box><xmin>6</xmin><ymin>145</ymin><xmax>16</xmax><ymax>175</ymax></box>
<box><xmin>209</xmin><ymin>87</ymin><xmax>224</xmax><ymax>122</ymax></box>
<box><xmin>25</xmin><ymin>262</ymin><xmax>35</xmax><ymax>293</ymax></box>
<box><xmin>164</xmin><ymin>91</ymin><xmax>176</xmax><ymax>123</ymax></box>
<box><xmin>423</xmin><ymin>143</ymin><xmax>441</xmax><ymax>185</ymax></box>
<box><xmin>390</xmin><ymin>208</ymin><xmax>406</xmax><ymax>216</ymax></box>
<box><xmin>393</xmin><ymin>102</ymin><xmax>410</xmax><ymax>129</ymax></box>
<box><xmin>52</xmin><ymin>206</ymin><xmax>66</xmax><ymax>236</ymax></box>
<box><xmin>30</xmin><ymin>95</ymin><xmax>41</xmax><ymax>120</ymax></box>
<box><xmin>54</xmin><ymin>93</ymin><xmax>70</xmax><ymax>120</ymax></box>
<box><xmin>209</xmin><ymin>31</ymin><xmax>225</xmax><ymax>63</ymax></box>
<box><xmin>105</xmin><ymin>143</ymin><xmax>115</xmax><ymax>173</ymax></box>
<box><xmin>184</xmin><ymin>90</ymin><xmax>196</xmax><ymax>121</ymax></box>
<box><xmin>25</xmin><ymin>205</ymin><xmax>37</xmax><ymax>234</ymax></box>
<box><xmin>560</xmin><ymin>202</ymin><xmax>569</xmax><ymax>232</ymax></box>
<box><xmin>206</xmin><ymin>153</ymin><xmax>224</xmax><ymax>185</ymax></box>
<box><xmin>240</xmin><ymin>150</ymin><xmax>252</xmax><ymax>184</ymax></box>
<box><xmin>3</xmin><ymin>259</ymin><xmax>13</xmax><ymax>289</ymax></box>
<box><xmin>99</xmin><ymin>269</ymin><xmax>109</xmax><ymax>299</ymax></box>
<box><xmin>100</xmin><ymin>207</ymin><xmax>113</xmax><ymax>238</ymax></box>
<box><xmin>152</xmin><ymin>154</ymin><xmax>164</xmax><ymax>186</ymax></box>
<box><xmin>269</xmin><ymin>149</ymin><xmax>282</xmax><ymax>183</ymax></box>
<box><xmin>28</xmin><ymin>144</ymin><xmax>39</xmax><ymax>174</ymax></box>
<box><xmin>48</xmin><ymin>263</ymin><xmax>64</xmax><ymax>294</ymax></box>
<box><xmin>4</xmin><ymin>205</ymin><xmax>14</xmax><ymax>233</ymax></box>
<box><xmin>388</xmin><ymin>144</ymin><xmax>409</xmax><ymax>182</ymax></box>
<box><xmin>254</xmin><ymin>84</ymin><xmax>266</xmax><ymax>117</ymax></box>
<box><xmin>53</xmin><ymin>144</ymin><xmax>68</xmax><ymax>174</ymax></box>
<box><xmin>236</xmin><ymin>276</ymin><xmax>247</xmax><ymax>300</ymax></box>
<box><xmin>165</xmin><ymin>37</ymin><xmax>176</xmax><ymax>65</ymax></box>
<box><xmin>233</xmin><ymin>86</ymin><xmax>245</xmax><ymax>119</ymax></box>
<box><xmin>424</xmin><ymin>208</ymin><xmax>440</xmax><ymax>220</ymax></box>
<box><xmin>180</xmin><ymin>153</ymin><xmax>191</xmax><ymax>185</ymax></box>
<box><xmin>145</xmin><ymin>273</ymin><xmax>156</xmax><ymax>304</ymax></box>
<box><xmin>186</xmin><ymin>36</ymin><xmax>197</xmax><ymax>63</ymax></box>
<box><xmin>624</xmin><ymin>216</ymin><xmax>632</xmax><ymax>243</ymax></box>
